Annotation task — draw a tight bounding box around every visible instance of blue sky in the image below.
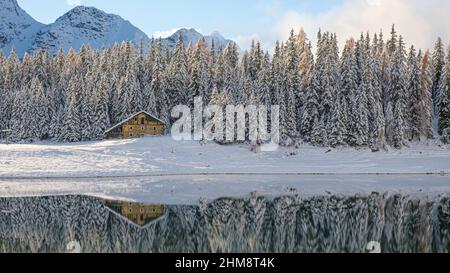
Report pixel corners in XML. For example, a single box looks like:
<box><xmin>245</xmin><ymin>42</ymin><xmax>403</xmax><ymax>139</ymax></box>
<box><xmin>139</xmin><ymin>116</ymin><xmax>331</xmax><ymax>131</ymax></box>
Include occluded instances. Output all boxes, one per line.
<box><xmin>16</xmin><ymin>0</ymin><xmax>449</xmax><ymax>51</ymax></box>
<box><xmin>17</xmin><ymin>0</ymin><xmax>343</xmax><ymax>37</ymax></box>
<box><xmin>16</xmin><ymin>0</ymin><xmax>344</xmax><ymax>48</ymax></box>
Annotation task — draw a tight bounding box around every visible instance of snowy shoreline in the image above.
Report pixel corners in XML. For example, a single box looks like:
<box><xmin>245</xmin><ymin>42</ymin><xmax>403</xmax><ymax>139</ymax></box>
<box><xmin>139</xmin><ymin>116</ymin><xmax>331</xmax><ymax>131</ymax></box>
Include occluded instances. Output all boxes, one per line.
<box><xmin>1</xmin><ymin>137</ymin><xmax>449</xmax><ymax>204</ymax></box>
<box><xmin>1</xmin><ymin>136</ymin><xmax>449</xmax><ymax>178</ymax></box>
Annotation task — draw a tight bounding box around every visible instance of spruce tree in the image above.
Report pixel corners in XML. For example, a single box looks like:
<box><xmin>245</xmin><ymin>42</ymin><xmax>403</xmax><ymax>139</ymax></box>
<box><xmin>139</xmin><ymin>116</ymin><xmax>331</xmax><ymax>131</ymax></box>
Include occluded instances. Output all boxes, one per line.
<box><xmin>407</xmin><ymin>46</ymin><xmax>421</xmax><ymax>141</ymax></box>
<box><xmin>91</xmin><ymin>74</ymin><xmax>111</xmax><ymax>139</ymax></box>
<box><xmin>328</xmin><ymin>95</ymin><xmax>347</xmax><ymax>147</ymax></box>
<box><xmin>340</xmin><ymin>39</ymin><xmax>359</xmax><ymax>145</ymax></box>
<box><xmin>418</xmin><ymin>51</ymin><xmax>434</xmax><ymax>140</ymax></box>
<box><xmin>167</xmin><ymin>34</ymin><xmax>189</xmax><ymax>106</ymax></box>
<box><xmin>367</xmin><ymin>34</ymin><xmax>386</xmax><ymax>150</ymax></box>
<box><xmin>389</xmin><ymin>38</ymin><xmax>408</xmax><ymax>148</ymax></box>
<box><xmin>432</xmin><ymin>37</ymin><xmax>445</xmax><ymax>117</ymax></box>
<box><xmin>61</xmin><ymin>75</ymin><xmax>82</xmax><ymax>142</ymax></box>
<box><xmin>284</xmin><ymin>30</ymin><xmax>299</xmax><ymax>141</ymax></box>
<box><xmin>438</xmin><ymin>69</ymin><xmax>449</xmax><ymax>135</ymax></box>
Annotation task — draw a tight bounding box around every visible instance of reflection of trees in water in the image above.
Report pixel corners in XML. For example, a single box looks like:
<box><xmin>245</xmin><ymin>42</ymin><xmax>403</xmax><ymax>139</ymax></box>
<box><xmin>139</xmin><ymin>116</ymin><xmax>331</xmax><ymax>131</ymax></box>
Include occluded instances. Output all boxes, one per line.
<box><xmin>0</xmin><ymin>194</ymin><xmax>449</xmax><ymax>253</ymax></box>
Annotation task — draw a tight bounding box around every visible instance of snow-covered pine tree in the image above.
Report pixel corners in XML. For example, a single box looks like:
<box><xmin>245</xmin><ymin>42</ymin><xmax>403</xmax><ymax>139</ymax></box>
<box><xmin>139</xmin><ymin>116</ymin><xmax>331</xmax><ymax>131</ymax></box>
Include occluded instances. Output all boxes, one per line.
<box><xmin>206</xmin><ymin>39</ymin><xmax>217</xmax><ymax>100</ymax></box>
<box><xmin>300</xmin><ymin>74</ymin><xmax>319</xmax><ymax>142</ymax></box>
<box><xmin>320</xmin><ymin>61</ymin><xmax>334</xmax><ymax>140</ymax></box>
<box><xmin>151</xmin><ymin>40</ymin><xmax>170</xmax><ymax>123</ymax></box>
<box><xmin>416</xmin><ymin>50</ymin><xmax>434</xmax><ymax>140</ymax></box>
<box><xmin>19</xmin><ymin>52</ymin><xmax>33</xmax><ymax>87</ymax></box>
<box><xmin>141</xmin><ymin>40</ymin><xmax>157</xmax><ymax>116</ymax></box>
<box><xmin>28</xmin><ymin>76</ymin><xmax>50</xmax><ymax>141</ymax></box>
<box><xmin>308</xmin><ymin>31</ymin><xmax>328</xmax><ymax>143</ymax></box>
<box><xmin>0</xmin><ymin>52</ymin><xmax>7</xmax><ymax>132</ymax></box>
<box><xmin>438</xmin><ymin>68</ymin><xmax>449</xmax><ymax>136</ymax></box>
<box><xmin>380</xmin><ymin>49</ymin><xmax>392</xmax><ymax>125</ymax></box>
<box><xmin>61</xmin><ymin>75</ymin><xmax>83</xmax><ymax>142</ymax></box>
<box><xmin>1</xmin><ymin>49</ymin><xmax>20</xmax><ymax>132</ymax></box>
<box><xmin>406</xmin><ymin>46</ymin><xmax>421</xmax><ymax>141</ymax></box>
<box><xmin>439</xmin><ymin>46</ymin><xmax>450</xmax><ymax>141</ymax></box>
<box><xmin>256</xmin><ymin>52</ymin><xmax>272</xmax><ymax>107</ymax></box>
<box><xmin>122</xmin><ymin>61</ymin><xmax>142</xmax><ymax>117</ymax></box>
<box><xmin>340</xmin><ymin>39</ymin><xmax>359</xmax><ymax>145</ymax></box>
<box><xmin>81</xmin><ymin>67</ymin><xmax>96</xmax><ymax>140</ymax></box>
<box><xmin>222</xmin><ymin>42</ymin><xmax>240</xmax><ymax>102</ymax></box>
<box><xmin>249</xmin><ymin>40</ymin><xmax>263</xmax><ymax>82</ymax></box>
<box><xmin>188</xmin><ymin>38</ymin><xmax>209</xmax><ymax>106</ymax></box>
<box><xmin>214</xmin><ymin>50</ymin><xmax>225</xmax><ymax>92</ymax></box>
<box><xmin>284</xmin><ymin>30</ymin><xmax>300</xmax><ymax>142</ymax></box>
<box><xmin>270</xmin><ymin>42</ymin><xmax>289</xmax><ymax>145</ymax></box>
<box><xmin>328</xmin><ymin>94</ymin><xmax>347</xmax><ymax>147</ymax></box>
<box><xmin>367</xmin><ymin>34</ymin><xmax>386</xmax><ymax>150</ymax></box>
<box><xmin>46</xmin><ymin>50</ymin><xmax>66</xmax><ymax>141</ymax></box>
<box><xmin>311</xmin><ymin>115</ymin><xmax>327</xmax><ymax>145</ymax></box>
<box><xmin>387</xmin><ymin>25</ymin><xmax>398</xmax><ymax>57</ymax></box>
<box><xmin>10</xmin><ymin>85</ymin><xmax>28</xmax><ymax>141</ymax></box>
<box><xmin>91</xmin><ymin>74</ymin><xmax>111</xmax><ymax>140</ymax></box>
<box><xmin>354</xmin><ymin>84</ymin><xmax>369</xmax><ymax>146</ymax></box>
<box><xmin>389</xmin><ymin>37</ymin><xmax>408</xmax><ymax>148</ymax></box>
<box><xmin>359</xmin><ymin>34</ymin><xmax>375</xmax><ymax>148</ymax></box>
<box><xmin>321</xmin><ymin>34</ymin><xmax>339</xmax><ymax>136</ymax></box>
<box><xmin>298</xmin><ymin>40</ymin><xmax>314</xmax><ymax>132</ymax></box>
<box><xmin>432</xmin><ymin>37</ymin><xmax>445</xmax><ymax>118</ymax></box>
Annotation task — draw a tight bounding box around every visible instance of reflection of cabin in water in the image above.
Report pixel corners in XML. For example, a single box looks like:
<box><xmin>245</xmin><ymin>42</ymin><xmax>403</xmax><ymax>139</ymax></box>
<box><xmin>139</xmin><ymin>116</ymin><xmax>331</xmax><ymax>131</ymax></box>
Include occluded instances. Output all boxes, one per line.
<box><xmin>105</xmin><ymin>200</ymin><xmax>165</xmax><ymax>226</ymax></box>
<box><xmin>104</xmin><ymin>111</ymin><xmax>166</xmax><ymax>139</ymax></box>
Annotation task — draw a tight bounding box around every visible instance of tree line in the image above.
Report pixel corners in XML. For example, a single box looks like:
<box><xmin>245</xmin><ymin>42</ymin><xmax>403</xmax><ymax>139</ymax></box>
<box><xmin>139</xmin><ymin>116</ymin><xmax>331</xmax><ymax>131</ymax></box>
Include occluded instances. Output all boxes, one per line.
<box><xmin>0</xmin><ymin>25</ymin><xmax>449</xmax><ymax>149</ymax></box>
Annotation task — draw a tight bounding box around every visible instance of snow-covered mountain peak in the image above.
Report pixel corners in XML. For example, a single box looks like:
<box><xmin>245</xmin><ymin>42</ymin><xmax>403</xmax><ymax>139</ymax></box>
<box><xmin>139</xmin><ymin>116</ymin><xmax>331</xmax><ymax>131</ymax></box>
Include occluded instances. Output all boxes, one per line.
<box><xmin>55</xmin><ymin>5</ymin><xmax>122</xmax><ymax>25</ymax></box>
<box><xmin>163</xmin><ymin>28</ymin><xmax>235</xmax><ymax>51</ymax></box>
<box><xmin>177</xmin><ymin>28</ymin><xmax>200</xmax><ymax>35</ymax></box>
<box><xmin>1</xmin><ymin>0</ymin><xmax>22</xmax><ymax>11</ymax></box>
<box><xmin>26</xmin><ymin>5</ymin><xmax>150</xmax><ymax>55</ymax></box>
<box><xmin>168</xmin><ymin>28</ymin><xmax>203</xmax><ymax>42</ymax></box>
<box><xmin>0</xmin><ymin>0</ymin><xmax>40</xmax><ymax>27</ymax></box>
<box><xmin>0</xmin><ymin>0</ymin><xmax>43</xmax><ymax>51</ymax></box>
<box><xmin>210</xmin><ymin>31</ymin><xmax>224</xmax><ymax>38</ymax></box>
<box><xmin>1</xmin><ymin>1</ymin><xmax>237</xmax><ymax>56</ymax></box>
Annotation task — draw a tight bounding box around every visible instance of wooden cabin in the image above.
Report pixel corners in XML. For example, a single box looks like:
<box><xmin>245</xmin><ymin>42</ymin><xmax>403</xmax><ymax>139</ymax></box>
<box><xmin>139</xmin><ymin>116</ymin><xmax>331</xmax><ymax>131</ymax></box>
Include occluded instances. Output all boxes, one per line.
<box><xmin>104</xmin><ymin>111</ymin><xmax>166</xmax><ymax>139</ymax></box>
<box><xmin>105</xmin><ymin>200</ymin><xmax>165</xmax><ymax>226</ymax></box>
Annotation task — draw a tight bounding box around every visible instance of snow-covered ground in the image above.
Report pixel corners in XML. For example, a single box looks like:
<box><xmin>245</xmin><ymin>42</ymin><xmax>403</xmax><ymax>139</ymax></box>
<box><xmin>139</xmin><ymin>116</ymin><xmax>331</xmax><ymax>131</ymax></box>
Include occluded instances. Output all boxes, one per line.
<box><xmin>0</xmin><ymin>136</ymin><xmax>449</xmax><ymax>178</ymax></box>
<box><xmin>1</xmin><ymin>137</ymin><xmax>449</xmax><ymax>204</ymax></box>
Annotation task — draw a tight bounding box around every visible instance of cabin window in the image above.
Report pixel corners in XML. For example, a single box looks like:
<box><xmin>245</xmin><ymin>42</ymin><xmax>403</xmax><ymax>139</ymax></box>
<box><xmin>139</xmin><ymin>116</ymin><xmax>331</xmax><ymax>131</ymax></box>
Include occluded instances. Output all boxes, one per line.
<box><xmin>141</xmin><ymin>118</ymin><xmax>145</xmax><ymax>125</ymax></box>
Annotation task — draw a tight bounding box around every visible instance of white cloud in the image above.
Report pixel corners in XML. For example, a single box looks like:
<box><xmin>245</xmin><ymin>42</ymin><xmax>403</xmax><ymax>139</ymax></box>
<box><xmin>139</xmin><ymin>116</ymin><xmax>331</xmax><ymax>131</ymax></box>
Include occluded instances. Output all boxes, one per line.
<box><xmin>152</xmin><ymin>28</ymin><xmax>182</xmax><ymax>39</ymax></box>
<box><xmin>66</xmin><ymin>0</ymin><xmax>82</xmax><ymax>6</ymax></box>
<box><xmin>273</xmin><ymin>0</ymin><xmax>449</xmax><ymax>51</ymax></box>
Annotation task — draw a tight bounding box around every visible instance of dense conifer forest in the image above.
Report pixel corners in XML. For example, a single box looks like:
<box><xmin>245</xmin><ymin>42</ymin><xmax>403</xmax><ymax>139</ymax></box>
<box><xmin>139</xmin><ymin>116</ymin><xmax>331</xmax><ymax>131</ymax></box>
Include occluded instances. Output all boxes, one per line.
<box><xmin>0</xmin><ymin>26</ymin><xmax>449</xmax><ymax>149</ymax></box>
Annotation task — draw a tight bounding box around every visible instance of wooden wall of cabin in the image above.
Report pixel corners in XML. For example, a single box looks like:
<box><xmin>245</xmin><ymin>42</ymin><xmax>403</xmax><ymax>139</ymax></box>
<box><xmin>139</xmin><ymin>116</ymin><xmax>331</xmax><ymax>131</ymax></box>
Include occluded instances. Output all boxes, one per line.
<box><xmin>121</xmin><ymin>113</ymin><xmax>165</xmax><ymax>138</ymax></box>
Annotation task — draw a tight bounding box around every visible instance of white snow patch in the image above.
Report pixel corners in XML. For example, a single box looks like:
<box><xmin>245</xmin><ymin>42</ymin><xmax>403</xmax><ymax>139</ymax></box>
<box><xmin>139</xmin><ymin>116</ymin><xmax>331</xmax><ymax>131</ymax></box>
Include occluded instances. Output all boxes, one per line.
<box><xmin>1</xmin><ymin>137</ymin><xmax>449</xmax><ymax>204</ymax></box>
<box><xmin>0</xmin><ymin>136</ymin><xmax>449</xmax><ymax>178</ymax></box>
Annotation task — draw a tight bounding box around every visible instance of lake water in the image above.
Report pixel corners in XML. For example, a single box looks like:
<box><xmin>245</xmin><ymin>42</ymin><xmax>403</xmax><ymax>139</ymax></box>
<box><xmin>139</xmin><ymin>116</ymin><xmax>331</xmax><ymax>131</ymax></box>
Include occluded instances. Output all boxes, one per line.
<box><xmin>0</xmin><ymin>175</ymin><xmax>450</xmax><ymax>253</ymax></box>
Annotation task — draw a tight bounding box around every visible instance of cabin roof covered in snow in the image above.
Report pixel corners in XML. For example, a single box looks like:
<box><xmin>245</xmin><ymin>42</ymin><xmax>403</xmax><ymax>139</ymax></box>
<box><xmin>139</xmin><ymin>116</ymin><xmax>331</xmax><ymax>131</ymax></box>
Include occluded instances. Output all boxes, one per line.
<box><xmin>104</xmin><ymin>111</ymin><xmax>166</xmax><ymax>134</ymax></box>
